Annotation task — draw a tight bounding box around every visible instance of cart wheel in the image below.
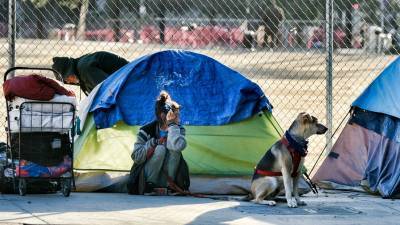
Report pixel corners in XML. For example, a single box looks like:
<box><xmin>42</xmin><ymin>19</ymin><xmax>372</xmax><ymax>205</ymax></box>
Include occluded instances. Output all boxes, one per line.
<box><xmin>61</xmin><ymin>178</ymin><xmax>71</xmax><ymax>197</ymax></box>
<box><xmin>18</xmin><ymin>179</ymin><xmax>27</xmax><ymax>196</ymax></box>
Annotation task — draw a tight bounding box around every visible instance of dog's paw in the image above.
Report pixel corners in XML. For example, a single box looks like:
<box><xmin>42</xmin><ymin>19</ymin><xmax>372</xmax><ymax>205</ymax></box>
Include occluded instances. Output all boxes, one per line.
<box><xmin>287</xmin><ymin>198</ymin><xmax>298</xmax><ymax>208</ymax></box>
<box><xmin>252</xmin><ymin>199</ymin><xmax>276</xmax><ymax>206</ymax></box>
<box><xmin>262</xmin><ymin>200</ymin><xmax>276</xmax><ymax>206</ymax></box>
<box><xmin>296</xmin><ymin>199</ymin><xmax>307</xmax><ymax>206</ymax></box>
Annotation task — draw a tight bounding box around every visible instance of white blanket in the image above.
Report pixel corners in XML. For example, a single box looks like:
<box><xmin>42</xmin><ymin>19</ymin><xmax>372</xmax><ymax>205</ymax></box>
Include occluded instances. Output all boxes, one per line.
<box><xmin>8</xmin><ymin>110</ymin><xmax>74</xmax><ymax>133</ymax></box>
<box><xmin>9</xmin><ymin>95</ymin><xmax>77</xmax><ymax>113</ymax></box>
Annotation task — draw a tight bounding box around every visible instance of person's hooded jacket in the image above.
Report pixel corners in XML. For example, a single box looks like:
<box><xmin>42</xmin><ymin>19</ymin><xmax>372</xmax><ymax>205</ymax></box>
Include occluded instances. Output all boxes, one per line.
<box><xmin>52</xmin><ymin>51</ymin><xmax>128</xmax><ymax>95</ymax></box>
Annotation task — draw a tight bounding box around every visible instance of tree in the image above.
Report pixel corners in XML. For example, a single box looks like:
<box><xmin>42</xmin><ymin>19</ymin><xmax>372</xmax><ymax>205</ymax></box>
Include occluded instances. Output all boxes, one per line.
<box><xmin>24</xmin><ymin>0</ymin><xmax>47</xmax><ymax>38</ymax></box>
<box><xmin>104</xmin><ymin>0</ymin><xmax>141</xmax><ymax>42</ymax></box>
<box><xmin>106</xmin><ymin>0</ymin><xmax>122</xmax><ymax>42</ymax></box>
<box><xmin>25</xmin><ymin>0</ymin><xmax>88</xmax><ymax>39</ymax></box>
<box><xmin>77</xmin><ymin>0</ymin><xmax>89</xmax><ymax>40</ymax></box>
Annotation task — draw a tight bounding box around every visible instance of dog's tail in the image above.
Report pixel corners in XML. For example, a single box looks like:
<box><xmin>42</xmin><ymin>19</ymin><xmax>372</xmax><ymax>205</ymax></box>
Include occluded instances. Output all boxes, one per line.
<box><xmin>233</xmin><ymin>185</ymin><xmax>253</xmax><ymax>201</ymax></box>
<box><xmin>227</xmin><ymin>185</ymin><xmax>253</xmax><ymax>201</ymax></box>
<box><xmin>240</xmin><ymin>193</ymin><xmax>253</xmax><ymax>201</ymax></box>
<box><xmin>203</xmin><ymin>193</ymin><xmax>253</xmax><ymax>202</ymax></box>
<box><xmin>199</xmin><ymin>186</ymin><xmax>254</xmax><ymax>202</ymax></box>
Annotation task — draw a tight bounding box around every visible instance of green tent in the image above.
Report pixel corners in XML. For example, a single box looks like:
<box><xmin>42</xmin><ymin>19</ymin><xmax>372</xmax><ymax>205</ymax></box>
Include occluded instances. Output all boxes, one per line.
<box><xmin>72</xmin><ymin>50</ymin><xmax>288</xmax><ymax>194</ymax></box>
<box><xmin>74</xmin><ymin>112</ymin><xmax>283</xmax><ymax>193</ymax></box>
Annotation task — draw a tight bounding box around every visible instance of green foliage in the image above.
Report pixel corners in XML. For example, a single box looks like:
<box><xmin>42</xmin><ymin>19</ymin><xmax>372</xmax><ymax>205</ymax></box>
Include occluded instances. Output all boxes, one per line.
<box><xmin>26</xmin><ymin>0</ymin><xmax>48</xmax><ymax>8</ymax></box>
<box><xmin>26</xmin><ymin>0</ymin><xmax>81</xmax><ymax>9</ymax></box>
<box><xmin>59</xmin><ymin>0</ymin><xmax>81</xmax><ymax>9</ymax></box>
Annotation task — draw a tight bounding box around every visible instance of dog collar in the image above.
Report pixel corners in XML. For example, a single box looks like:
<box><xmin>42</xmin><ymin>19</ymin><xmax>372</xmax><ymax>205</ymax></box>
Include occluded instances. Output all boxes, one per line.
<box><xmin>284</xmin><ymin>131</ymin><xmax>308</xmax><ymax>157</ymax></box>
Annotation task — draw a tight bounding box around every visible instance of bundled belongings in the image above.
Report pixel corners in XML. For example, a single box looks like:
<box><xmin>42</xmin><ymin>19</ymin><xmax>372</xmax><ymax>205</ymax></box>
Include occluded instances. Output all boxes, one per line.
<box><xmin>3</xmin><ymin>74</ymin><xmax>75</xmax><ymax>101</ymax></box>
<box><xmin>9</xmin><ymin>94</ymin><xmax>76</xmax><ymax>112</ymax></box>
<box><xmin>16</xmin><ymin>156</ymin><xmax>71</xmax><ymax>178</ymax></box>
<box><xmin>7</xmin><ymin>95</ymin><xmax>76</xmax><ymax>133</ymax></box>
<box><xmin>10</xmin><ymin>133</ymin><xmax>71</xmax><ymax>166</ymax></box>
<box><xmin>3</xmin><ymin>67</ymin><xmax>76</xmax><ymax>197</ymax></box>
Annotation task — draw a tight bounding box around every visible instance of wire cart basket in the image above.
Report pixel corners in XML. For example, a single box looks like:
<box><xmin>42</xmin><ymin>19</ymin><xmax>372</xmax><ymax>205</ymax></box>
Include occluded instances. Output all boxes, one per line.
<box><xmin>3</xmin><ymin>67</ymin><xmax>76</xmax><ymax>197</ymax></box>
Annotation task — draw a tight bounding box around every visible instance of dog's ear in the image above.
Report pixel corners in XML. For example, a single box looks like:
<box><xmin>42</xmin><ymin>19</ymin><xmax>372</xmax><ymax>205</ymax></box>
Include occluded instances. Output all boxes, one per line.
<box><xmin>311</xmin><ymin>116</ymin><xmax>318</xmax><ymax>123</ymax></box>
<box><xmin>300</xmin><ymin>113</ymin><xmax>312</xmax><ymax>124</ymax></box>
<box><xmin>298</xmin><ymin>112</ymin><xmax>307</xmax><ymax>120</ymax></box>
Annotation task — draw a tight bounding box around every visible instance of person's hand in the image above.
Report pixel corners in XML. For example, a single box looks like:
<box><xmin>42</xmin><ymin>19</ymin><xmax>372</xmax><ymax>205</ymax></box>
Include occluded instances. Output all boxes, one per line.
<box><xmin>151</xmin><ymin>137</ymin><xmax>167</xmax><ymax>146</ymax></box>
<box><xmin>158</xmin><ymin>137</ymin><xmax>167</xmax><ymax>145</ymax></box>
<box><xmin>166</xmin><ymin>110</ymin><xmax>176</xmax><ymax>122</ymax></box>
<box><xmin>167</xmin><ymin>110</ymin><xmax>180</xmax><ymax>125</ymax></box>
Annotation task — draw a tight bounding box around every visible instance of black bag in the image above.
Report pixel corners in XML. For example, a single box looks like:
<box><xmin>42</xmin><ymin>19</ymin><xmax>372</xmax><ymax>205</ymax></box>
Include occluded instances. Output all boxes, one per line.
<box><xmin>175</xmin><ymin>156</ymin><xmax>190</xmax><ymax>191</ymax></box>
<box><xmin>10</xmin><ymin>132</ymin><xmax>70</xmax><ymax>166</ymax></box>
<box><xmin>127</xmin><ymin>162</ymin><xmax>146</xmax><ymax>195</ymax></box>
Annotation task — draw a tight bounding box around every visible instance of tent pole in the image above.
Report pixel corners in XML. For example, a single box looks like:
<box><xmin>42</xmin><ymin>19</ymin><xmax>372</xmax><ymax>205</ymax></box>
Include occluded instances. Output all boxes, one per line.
<box><xmin>325</xmin><ymin>0</ymin><xmax>334</xmax><ymax>152</ymax></box>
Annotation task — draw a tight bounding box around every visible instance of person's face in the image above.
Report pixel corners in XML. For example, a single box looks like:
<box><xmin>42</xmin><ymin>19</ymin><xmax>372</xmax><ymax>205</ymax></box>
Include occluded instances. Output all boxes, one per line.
<box><xmin>159</xmin><ymin>109</ymin><xmax>180</xmax><ymax>124</ymax></box>
<box><xmin>159</xmin><ymin>112</ymin><xmax>167</xmax><ymax>123</ymax></box>
<box><xmin>64</xmin><ymin>74</ymin><xmax>79</xmax><ymax>84</ymax></box>
<box><xmin>172</xmin><ymin>108</ymin><xmax>180</xmax><ymax>116</ymax></box>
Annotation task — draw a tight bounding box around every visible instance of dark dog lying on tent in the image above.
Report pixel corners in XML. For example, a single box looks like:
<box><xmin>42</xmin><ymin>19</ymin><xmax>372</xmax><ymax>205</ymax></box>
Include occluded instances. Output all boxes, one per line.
<box><xmin>250</xmin><ymin>112</ymin><xmax>327</xmax><ymax>207</ymax></box>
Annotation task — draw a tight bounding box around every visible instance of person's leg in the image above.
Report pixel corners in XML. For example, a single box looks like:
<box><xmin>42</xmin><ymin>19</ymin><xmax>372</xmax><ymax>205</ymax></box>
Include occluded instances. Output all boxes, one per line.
<box><xmin>144</xmin><ymin>145</ymin><xmax>166</xmax><ymax>186</ymax></box>
<box><xmin>166</xmin><ymin>150</ymin><xmax>182</xmax><ymax>181</ymax></box>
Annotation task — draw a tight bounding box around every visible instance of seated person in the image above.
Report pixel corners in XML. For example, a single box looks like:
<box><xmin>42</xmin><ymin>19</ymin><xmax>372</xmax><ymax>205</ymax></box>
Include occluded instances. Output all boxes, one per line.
<box><xmin>51</xmin><ymin>51</ymin><xmax>129</xmax><ymax>95</ymax></box>
<box><xmin>128</xmin><ymin>91</ymin><xmax>189</xmax><ymax>195</ymax></box>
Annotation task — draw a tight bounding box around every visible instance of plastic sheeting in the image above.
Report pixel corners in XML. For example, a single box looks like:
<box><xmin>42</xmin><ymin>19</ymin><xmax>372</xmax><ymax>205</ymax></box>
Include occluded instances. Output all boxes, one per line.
<box><xmin>90</xmin><ymin>50</ymin><xmax>272</xmax><ymax>129</ymax></box>
<box><xmin>74</xmin><ymin>172</ymin><xmax>311</xmax><ymax>194</ymax></box>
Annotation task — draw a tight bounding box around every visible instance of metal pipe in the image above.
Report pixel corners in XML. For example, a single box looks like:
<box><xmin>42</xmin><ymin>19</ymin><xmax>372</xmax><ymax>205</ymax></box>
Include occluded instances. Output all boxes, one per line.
<box><xmin>8</xmin><ymin>0</ymin><xmax>16</xmax><ymax>76</ymax></box>
<box><xmin>325</xmin><ymin>0</ymin><xmax>333</xmax><ymax>152</ymax></box>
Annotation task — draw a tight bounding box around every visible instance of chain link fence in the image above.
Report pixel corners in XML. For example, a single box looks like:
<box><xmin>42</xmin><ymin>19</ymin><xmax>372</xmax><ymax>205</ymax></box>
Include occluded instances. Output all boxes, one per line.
<box><xmin>0</xmin><ymin>0</ymin><xmax>398</xmax><ymax>171</ymax></box>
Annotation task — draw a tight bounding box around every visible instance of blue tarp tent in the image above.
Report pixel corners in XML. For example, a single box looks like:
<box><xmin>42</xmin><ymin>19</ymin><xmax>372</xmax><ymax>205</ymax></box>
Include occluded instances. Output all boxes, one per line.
<box><xmin>90</xmin><ymin>50</ymin><xmax>272</xmax><ymax>129</ymax></box>
<box><xmin>73</xmin><ymin>50</ymin><xmax>285</xmax><ymax>194</ymax></box>
<box><xmin>313</xmin><ymin>57</ymin><xmax>400</xmax><ymax>198</ymax></box>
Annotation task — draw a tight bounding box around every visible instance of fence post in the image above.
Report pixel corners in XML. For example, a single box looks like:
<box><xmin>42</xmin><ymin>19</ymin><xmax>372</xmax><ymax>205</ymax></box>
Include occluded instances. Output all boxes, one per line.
<box><xmin>8</xmin><ymin>0</ymin><xmax>16</xmax><ymax>76</ymax></box>
<box><xmin>379</xmin><ymin>0</ymin><xmax>385</xmax><ymax>29</ymax></box>
<box><xmin>325</xmin><ymin>0</ymin><xmax>333</xmax><ymax>151</ymax></box>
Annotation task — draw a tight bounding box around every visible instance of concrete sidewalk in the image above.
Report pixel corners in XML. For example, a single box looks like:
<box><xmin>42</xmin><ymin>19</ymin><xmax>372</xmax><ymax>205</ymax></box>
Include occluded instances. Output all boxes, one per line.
<box><xmin>0</xmin><ymin>190</ymin><xmax>399</xmax><ymax>225</ymax></box>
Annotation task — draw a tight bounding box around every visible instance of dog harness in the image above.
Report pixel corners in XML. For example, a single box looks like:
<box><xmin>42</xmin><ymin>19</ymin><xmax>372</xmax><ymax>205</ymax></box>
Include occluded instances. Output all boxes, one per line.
<box><xmin>255</xmin><ymin>132</ymin><xmax>308</xmax><ymax>178</ymax></box>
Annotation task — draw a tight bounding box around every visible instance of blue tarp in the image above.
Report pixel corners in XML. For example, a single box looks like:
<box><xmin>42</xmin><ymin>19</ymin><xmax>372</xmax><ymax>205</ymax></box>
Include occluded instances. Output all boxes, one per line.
<box><xmin>90</xmin><ymin>50</ymin><xmax>272</xmax><ymax>129</ymax></box>
<box><xmin>350</xmin><ymin>108</ymin><xmax>400</xmax><ymax>197</ymax></box>
<box><xmin>352</xmin><ymin>57</ymin><xmax>400</xmax><ymax>119</ymax></box>
<box><xmin>350</xmin><ymin>107</ymin><xmax>400</xmax><ymax>143</ymax></box>
<box><xmin>364</xmin><ymin>136</ymin><xmax>400</xmax><ymax>198</ymax></box>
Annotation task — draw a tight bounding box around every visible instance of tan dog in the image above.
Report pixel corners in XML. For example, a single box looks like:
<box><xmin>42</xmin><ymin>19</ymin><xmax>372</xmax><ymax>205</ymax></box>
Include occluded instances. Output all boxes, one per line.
<box><xmin>250</xmin><ymin>112</ymin><xmax>327</xmax><ymax>208</ymax></box>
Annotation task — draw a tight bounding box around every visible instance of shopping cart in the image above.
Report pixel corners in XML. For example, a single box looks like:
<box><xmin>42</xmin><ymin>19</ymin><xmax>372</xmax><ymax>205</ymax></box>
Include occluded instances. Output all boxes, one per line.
<box><xmin>3</xmin><ymin>67</ymin><xmax>76</xmax><ymax>197</ymax></box>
